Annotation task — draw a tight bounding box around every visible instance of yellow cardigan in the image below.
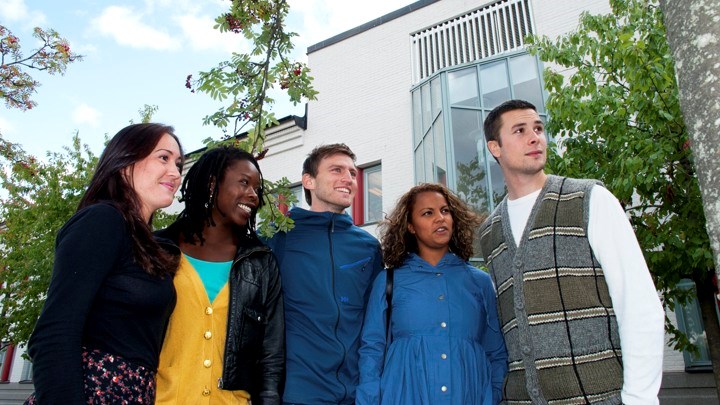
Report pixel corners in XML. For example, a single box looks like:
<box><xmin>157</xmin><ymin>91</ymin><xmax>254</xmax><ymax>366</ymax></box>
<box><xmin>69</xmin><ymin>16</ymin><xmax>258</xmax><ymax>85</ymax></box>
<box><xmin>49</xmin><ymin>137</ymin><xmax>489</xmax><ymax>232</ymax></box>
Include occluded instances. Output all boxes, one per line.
<box><xmin>156</xmin><ymin>255</ymin><xmax>250</xmax><ymax>404</ymax></box>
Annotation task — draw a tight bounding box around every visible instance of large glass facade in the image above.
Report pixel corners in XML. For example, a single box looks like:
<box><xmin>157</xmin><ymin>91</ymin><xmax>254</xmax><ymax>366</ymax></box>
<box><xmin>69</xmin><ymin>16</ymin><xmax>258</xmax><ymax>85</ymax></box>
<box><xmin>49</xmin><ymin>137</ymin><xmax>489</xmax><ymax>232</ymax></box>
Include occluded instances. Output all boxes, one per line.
<box><xmin>412</xmin><ymin>52</ymin><xmax>546</xmax><ymax>219</ymax></box>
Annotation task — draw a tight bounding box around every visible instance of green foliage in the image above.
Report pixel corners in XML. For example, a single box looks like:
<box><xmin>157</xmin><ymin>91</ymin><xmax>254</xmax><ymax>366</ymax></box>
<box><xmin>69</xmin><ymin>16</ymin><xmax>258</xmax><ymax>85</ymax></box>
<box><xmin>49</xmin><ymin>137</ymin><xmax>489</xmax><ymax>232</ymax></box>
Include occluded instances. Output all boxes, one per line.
<box><xmin>187</xmin><ymin>0</ymin><xmax>316</xmax><ymax>235</ymax></box>
<box><xmin>0</xmin><ymin>25</ymin><xmax>83</xmax><ymax>110</ymax></box>
<box><xmin>0</xmin><ymin>133</ymin><xmax>97</xmax><ymax>345</ymax></box>
<box><xmin>527</xmin><ymin>0</ymin><xmax>713</xmax><ymax>353</ymax></box>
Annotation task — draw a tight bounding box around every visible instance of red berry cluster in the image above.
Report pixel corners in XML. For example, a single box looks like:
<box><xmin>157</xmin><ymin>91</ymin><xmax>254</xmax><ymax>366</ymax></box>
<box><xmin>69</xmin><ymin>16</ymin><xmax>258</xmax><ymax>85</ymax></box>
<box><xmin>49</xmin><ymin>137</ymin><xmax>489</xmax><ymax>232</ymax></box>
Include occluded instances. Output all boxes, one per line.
<box><xmin>225</xmin><ymin>13</ymin><xmax>243</xmax><ymax>33</ymax></box>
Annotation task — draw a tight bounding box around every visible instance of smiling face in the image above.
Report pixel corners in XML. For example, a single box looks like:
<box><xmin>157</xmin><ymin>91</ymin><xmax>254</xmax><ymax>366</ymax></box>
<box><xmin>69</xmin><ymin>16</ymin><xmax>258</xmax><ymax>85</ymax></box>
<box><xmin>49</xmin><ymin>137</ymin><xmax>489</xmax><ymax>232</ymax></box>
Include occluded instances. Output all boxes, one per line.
<box><xmin>488</xmin><ymin>108</ymin><xmax>547</xmax><ymax>180</ymax></box>
<box><xmin>408</xmin><ymin>191</ymin><xmax>454</xmax><ymax>264</ymax></box>
<box><xmin>126</xmin><ymin>133</ymin><xmax>182</xmax><ymax>222</ymax></box>
<box><xmin>302</xmin><ymin>152</ymin><xmax>358</xmax><ymax>213</ymax></box>
<box><xmin>212</xmin><ymin>159</ymin><xmax>261</xmax><ymax>229</ymax></box>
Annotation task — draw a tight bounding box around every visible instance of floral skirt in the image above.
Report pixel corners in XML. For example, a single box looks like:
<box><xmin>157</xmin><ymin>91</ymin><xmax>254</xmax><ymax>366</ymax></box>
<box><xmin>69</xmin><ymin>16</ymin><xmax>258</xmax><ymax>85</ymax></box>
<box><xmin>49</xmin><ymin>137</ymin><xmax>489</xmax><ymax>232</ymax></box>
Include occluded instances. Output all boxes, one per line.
<box><xmin>25</xmin><ymin>347</ymin><xmax>156</xmax><ymax>404</ymax></box>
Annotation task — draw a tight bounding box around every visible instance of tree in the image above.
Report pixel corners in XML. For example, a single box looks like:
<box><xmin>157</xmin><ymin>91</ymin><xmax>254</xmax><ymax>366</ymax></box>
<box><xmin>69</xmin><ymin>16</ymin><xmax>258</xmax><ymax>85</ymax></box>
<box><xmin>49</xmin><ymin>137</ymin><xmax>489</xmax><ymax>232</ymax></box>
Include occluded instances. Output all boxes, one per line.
<box><xmin>657</xmin><ymin>0</ymin><xmax>720</xmax><ymax>394</ymax></box>
<box><xmin>186</xmin><ymin>0</ymin><xmax>314</xmax><ymax>235</ymax></box>
<box><xmin>0</xmin><ymin>24</ymin><xmax>83</xmax><ymax>111</ymax></box>
<box><xmin>0</xmin><ymin>133</ymin><xmax>98</xmax><ymax>345</ymax></box>
<box><xmin>526</xmin><ymin>0</ymin><xmax>716</xmax><ymax>358</ymax></box>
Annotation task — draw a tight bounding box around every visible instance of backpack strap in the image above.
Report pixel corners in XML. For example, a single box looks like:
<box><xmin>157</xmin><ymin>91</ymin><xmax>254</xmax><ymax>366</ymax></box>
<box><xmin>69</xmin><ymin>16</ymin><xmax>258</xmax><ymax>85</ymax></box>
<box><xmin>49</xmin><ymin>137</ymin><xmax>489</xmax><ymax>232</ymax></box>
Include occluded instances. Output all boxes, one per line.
<box><xmin>385</xmin><ymin>268</ymin><xmax>394</xmax><ymax>346</ymax></box>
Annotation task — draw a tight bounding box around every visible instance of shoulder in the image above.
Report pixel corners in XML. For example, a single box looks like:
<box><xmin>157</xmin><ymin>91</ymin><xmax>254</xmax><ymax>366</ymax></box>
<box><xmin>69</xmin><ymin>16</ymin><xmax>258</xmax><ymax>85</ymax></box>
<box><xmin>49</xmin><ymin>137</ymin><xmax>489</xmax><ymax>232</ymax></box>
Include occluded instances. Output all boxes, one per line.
<box><xmin>551</xmin><ymin>175</ymin><xmax>602</xmax><ymax>194</ymax></box>
<box><xmin>61</xmin><ymin>203</ymin><xmax>126</xmax><ymax>236</ymax></box>
<box><xmin>349</xmin><ymin>225</ymin><xmax>380</xmax><ymax>245</ymax></box>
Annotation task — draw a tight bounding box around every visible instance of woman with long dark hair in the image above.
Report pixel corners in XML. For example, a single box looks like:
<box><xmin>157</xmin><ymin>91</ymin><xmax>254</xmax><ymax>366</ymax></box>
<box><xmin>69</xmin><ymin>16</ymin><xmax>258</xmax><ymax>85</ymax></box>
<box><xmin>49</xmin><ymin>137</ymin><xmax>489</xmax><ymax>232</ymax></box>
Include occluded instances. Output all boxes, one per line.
<box><xmin>155</xmin><ymin>145</ymin><xmax>283</xmax><ymax>405</ymax></box>
<box><xmin>357</xmin><ymin>183</ymin><xmax>508</xmax><ymax>404</ymax></box>
<box><xmin>26</xmin><ymin>123</ymin><xmax>184</xmax><ymax>403</ymax></box>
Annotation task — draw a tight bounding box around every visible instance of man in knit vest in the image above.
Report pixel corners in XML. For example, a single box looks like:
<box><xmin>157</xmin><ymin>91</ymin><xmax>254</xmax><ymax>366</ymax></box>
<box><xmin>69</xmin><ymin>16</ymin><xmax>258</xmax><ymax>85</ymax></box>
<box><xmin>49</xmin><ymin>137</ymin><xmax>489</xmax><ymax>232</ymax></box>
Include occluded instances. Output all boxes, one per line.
<box><xmin>478</xmin><ymin>99</ymin><xmax>664</xmax><ymax>404</ymax></box>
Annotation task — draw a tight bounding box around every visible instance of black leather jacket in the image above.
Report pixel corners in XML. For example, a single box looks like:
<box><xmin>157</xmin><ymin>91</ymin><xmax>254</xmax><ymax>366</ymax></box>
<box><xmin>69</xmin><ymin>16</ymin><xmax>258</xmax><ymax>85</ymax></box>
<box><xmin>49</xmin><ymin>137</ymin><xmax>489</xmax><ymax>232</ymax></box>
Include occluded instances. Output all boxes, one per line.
<box><xmin>156</xmin><ymin>221</ymin><xmax>284</xmax><ymax>405</ymax></box>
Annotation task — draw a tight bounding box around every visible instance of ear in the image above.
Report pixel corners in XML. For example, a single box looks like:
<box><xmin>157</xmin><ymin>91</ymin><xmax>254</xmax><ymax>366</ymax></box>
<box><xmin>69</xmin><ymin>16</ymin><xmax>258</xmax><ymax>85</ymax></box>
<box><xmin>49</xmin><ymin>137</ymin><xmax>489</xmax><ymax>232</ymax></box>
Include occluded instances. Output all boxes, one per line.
<box><xmin>488</xmin><ymin>140</ymin><xmax>501</xmax><ymax>159</ymax></box>
<box><xmin>407</xmin><ymin>223</ymin><xmax>416</xmax><ymax>235</ymax></box>
<box><xmin>301</xmin><ymin>173</ymin><xmax>315</xmax><ymax>191</ymax></box>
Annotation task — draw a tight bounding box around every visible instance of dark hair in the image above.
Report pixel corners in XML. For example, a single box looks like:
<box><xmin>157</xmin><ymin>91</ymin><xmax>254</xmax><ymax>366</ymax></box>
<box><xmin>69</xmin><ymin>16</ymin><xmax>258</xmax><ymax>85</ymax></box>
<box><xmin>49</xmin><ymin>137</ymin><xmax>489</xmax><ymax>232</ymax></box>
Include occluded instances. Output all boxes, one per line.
<box><xmin>301</xmin><ymin>143</ymin><xmax>356</xmax><ymax>205</ymax></box>
<box><xmin>483</xmin><ymin>99</ymin><xmax>537</xmax><ymax>145</ymax></box>
<box><xmin>78</xmin><ymin>123</ymin><xmax>184</xmax><ymax>277</ymax></box>
<box><xmin>178</xmin><ymin>145</ymin><xmax>265</xmax><ymax>245</ymax></box>
<box><xmin>379</xmin><ymin>183</ymin><xmax>483</xmax><ymax>269</ymax></box>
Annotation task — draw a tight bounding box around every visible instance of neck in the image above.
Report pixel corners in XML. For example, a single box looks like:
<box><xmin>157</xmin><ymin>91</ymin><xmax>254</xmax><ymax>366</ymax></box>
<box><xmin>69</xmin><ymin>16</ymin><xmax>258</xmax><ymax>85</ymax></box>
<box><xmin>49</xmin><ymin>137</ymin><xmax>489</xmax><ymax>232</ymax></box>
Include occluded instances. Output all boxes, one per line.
<box><xmin>418</xmin><ymin>248</ymin><xmax>448</xmax><ymax>266</ymax></box>
<box><xmin>180</xmin><ymin>223</ymin><xmax>242</xmax><ymax>262</ymax></box>
<box><xmin>504</xmin><ymin>171</ymin><xmax>547</xmax><ymax>200</ymax></box>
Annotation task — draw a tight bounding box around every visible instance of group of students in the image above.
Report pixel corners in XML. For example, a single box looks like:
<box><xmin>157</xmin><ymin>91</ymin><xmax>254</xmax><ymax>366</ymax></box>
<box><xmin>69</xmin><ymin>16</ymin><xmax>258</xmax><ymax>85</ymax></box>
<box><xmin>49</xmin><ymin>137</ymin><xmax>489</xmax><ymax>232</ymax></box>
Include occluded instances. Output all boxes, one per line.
<box><xmin>24</xmin><ymin>99</ymin><xmax>665</xmax><ymax>405</ymax></box>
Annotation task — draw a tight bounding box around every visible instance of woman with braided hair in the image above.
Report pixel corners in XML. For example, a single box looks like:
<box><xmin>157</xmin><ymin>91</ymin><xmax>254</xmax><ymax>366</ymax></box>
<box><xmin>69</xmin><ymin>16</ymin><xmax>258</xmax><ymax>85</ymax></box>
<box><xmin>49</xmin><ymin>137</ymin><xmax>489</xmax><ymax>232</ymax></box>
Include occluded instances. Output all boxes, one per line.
<box><xmin>155</xmin><ymin>145</ymin><xmax>284</xmax><ymax>405</ymax></box>
<box><xmin>356</xmin><ymin>183</ymin><xmax>508</xmax><ymax>405</ymax></box>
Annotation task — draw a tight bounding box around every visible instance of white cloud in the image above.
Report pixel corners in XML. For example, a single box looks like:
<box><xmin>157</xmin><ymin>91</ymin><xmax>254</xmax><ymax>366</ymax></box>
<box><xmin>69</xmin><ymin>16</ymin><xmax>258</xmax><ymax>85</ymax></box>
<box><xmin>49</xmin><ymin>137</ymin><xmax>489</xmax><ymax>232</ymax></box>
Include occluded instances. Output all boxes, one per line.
<box><xmin>72</xmin><ymin>103</ymin><xmax>102</xmax><ymax>127</ymax></box>
<box><xmin>91</xmin><ymin>6</ymin><xmax>181</xmax><ymax>50</ymax></box>
<box><xmin>286</xmin><ymin>0</ymin><xmax>412</xmax><ymax>59</ymax></box>
<box><xmin>175</xmin><ymin>14</ymin><xmax>250</xmax><ymax>54</ymax></box>
<box><xmin>0</xmin><ymin>0</ymin><xmax>29</xmax><ymax>21</ymax></box>
<box><xmin>0</xmin><ymin>0</ymin><xmax>46</xmax><ymax>27</ymax></box>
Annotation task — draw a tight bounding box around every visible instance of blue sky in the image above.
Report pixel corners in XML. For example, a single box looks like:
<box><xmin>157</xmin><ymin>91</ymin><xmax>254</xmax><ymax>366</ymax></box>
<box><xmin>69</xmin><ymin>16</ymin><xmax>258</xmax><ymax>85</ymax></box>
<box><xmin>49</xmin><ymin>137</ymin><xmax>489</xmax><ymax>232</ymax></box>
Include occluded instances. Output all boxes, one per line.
<box><xmin>0</xmin><ymin>0</ymin><xmax>412</xmax><ymax>158</ymax></box>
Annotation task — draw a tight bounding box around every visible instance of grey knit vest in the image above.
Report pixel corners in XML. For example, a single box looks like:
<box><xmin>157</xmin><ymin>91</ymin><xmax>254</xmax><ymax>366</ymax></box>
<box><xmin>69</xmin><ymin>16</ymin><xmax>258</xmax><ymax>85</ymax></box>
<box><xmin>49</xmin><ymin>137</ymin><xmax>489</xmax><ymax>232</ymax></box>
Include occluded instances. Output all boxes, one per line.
<box><xmin>479</xmin><ymin>175</ymin><xmax>623</xmax><ymax>404</ymax></box>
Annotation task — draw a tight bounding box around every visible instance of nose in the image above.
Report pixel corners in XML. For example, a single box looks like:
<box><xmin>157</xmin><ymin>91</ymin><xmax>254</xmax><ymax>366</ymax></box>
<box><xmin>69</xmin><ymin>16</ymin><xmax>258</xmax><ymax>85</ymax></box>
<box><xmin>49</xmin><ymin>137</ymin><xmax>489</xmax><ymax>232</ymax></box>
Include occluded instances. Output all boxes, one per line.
<box><xmin>246</xmin><ymin>186</ymin><xmax>259</xmax><ymax>202</ymax></box>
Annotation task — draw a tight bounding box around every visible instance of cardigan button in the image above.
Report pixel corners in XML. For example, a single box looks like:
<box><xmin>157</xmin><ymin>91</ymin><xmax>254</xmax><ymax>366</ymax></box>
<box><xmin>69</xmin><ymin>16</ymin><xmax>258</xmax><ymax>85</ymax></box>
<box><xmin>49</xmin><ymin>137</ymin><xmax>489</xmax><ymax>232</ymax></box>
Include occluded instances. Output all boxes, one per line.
<box><xmin>205</xmin><ymin>307</ymin><xmax>213</xmax><ymax>315</ymax></box>
<box><xmin>441</xmin><ymin>385</ymin><xmax>448</xmax><ymax>392</ymax></box>
<box><xmin>202</xmin><ymin>388</ymin><xmax>211</xmax><ymax>396</ymax></box>
<box><xmin>203</xmin><ymin>359</ymin><xmax>212</xmax><ymax>368</ymax></box>
<box><xmin>204</xmin><ymin>331</ymin><xmax>212</xmax><ymax>340</ymax></box>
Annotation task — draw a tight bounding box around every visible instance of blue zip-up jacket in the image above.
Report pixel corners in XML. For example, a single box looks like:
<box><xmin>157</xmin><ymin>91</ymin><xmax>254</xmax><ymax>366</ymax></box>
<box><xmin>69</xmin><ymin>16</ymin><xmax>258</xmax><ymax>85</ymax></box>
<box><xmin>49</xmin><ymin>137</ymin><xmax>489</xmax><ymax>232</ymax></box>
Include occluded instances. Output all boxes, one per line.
<box><xmin>266</xmin><ymin>207</ymin><xmax>382</xmax><ymax>405</ymax></box>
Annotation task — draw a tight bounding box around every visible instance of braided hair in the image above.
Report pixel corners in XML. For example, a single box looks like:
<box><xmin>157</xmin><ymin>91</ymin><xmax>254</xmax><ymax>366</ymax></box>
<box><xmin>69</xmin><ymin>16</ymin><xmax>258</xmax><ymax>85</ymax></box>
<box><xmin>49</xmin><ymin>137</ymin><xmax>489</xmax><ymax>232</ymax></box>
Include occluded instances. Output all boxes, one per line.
<box><xmin>178</xmin><ymin>146</ymin><xmax>265</xmax><ymax>245</ymax></box>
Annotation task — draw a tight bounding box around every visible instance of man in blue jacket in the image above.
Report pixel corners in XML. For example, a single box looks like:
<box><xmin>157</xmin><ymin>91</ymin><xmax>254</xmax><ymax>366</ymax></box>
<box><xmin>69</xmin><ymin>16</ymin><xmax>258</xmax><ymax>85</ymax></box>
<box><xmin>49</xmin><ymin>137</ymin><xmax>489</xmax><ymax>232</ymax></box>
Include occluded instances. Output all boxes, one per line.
<box><xmin>266</xmin><ymin>143</ymin><xmax>383</xmax><ymax>405</ymax></box>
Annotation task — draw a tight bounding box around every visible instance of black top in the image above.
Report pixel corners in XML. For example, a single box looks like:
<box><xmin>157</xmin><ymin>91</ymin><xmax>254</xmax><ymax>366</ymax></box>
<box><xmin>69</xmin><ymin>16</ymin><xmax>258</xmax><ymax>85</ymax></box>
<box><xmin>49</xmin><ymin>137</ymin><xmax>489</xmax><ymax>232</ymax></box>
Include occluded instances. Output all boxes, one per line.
<box><xmin>27</xmin><ymin>203</ymin><xmax>177</xmax><ymax>404</ymax></box>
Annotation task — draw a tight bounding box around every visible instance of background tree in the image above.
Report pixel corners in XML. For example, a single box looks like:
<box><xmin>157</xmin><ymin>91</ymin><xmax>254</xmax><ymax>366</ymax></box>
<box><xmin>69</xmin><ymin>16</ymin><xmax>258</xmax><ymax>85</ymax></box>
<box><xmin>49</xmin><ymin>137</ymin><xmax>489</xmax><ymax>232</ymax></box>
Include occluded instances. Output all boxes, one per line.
<box><xmin>526</xmin><ymin>0</ymin><xmax>716</xmax><ymax>360</ymax></box>
<box><xmin>0</xmin><ymin>133</ymin><xmax>97</xmax><ymax>346</ymax></box>
<box><xmin>186</xmin><ymin>0</ymin><xmax>314</xmax><ymax>235</ymax></box>
<box><xmin>658</xmin><ymin>0</ymin><xmax>720</xmax><ymax>394</ymax></box>
<box><xmin>0</xmin><ymin>24</ymin><xmax>82</xmax><ymax>111</ymax></box>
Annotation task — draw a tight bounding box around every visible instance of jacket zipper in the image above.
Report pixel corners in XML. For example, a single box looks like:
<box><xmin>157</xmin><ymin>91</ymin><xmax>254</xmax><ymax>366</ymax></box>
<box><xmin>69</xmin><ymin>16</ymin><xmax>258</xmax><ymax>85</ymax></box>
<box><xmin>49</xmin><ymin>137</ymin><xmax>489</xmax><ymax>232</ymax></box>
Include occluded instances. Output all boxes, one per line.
<box><xmin>218</xmin><ymin>245</ymin><xmax>271</xmax><ymax>390</ymax></box>
<box><xmin>328</xmin><ymin>215</ymin><xmax>349</xmax><ymax>403</ymax></box>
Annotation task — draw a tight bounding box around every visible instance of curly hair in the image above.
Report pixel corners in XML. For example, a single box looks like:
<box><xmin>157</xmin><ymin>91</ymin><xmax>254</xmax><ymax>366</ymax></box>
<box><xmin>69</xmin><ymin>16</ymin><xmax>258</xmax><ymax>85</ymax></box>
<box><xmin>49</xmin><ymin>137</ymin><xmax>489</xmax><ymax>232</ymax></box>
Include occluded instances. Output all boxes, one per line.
<box><xmin>178</xmin><ymin>145</ymin><xmax>264</xmax><ymax>245</ymax></box>
<box><xmin>379</xmin><ymin>183</ymin><xmax>483</xmax><ymax>269</ymax></box>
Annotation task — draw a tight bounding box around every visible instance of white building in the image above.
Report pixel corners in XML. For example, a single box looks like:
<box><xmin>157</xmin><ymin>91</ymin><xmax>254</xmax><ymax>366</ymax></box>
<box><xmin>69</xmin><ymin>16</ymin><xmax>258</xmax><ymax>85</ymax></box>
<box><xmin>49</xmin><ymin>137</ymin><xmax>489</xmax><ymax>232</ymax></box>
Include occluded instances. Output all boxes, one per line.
<box><xmin>1</xmin><ymin>0</ymin><xmax>717</xmax><ymax>402</ymax></box>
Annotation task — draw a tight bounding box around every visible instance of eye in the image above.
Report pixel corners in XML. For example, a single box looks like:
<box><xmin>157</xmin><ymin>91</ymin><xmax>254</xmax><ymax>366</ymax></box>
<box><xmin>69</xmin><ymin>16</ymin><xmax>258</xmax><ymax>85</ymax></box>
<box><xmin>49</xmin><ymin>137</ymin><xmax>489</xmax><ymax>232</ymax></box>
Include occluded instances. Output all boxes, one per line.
<box><xmin>350</xmin><ymin>170</ymin><xmax>358</xmax><ymax>178</ymax></box>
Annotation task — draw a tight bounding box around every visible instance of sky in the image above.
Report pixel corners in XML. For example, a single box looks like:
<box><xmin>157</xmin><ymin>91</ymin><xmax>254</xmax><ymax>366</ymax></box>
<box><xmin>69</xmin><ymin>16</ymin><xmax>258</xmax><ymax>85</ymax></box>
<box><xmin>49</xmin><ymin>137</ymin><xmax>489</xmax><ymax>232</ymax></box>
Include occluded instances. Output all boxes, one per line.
<box><xmin>0</xmin><ymin>0</ymin><xmax>413</xmax><ymax>159</ymax></box>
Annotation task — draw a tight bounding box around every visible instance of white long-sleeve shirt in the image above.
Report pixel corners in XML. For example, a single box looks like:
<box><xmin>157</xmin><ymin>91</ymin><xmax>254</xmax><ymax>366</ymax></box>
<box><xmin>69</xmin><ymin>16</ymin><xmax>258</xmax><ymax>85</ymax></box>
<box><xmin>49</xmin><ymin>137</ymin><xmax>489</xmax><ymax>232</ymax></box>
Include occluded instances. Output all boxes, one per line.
<box><xmin>508</xmin><ymin>185</ymin><xmax>665</xmax><ymax>405</ymax></box>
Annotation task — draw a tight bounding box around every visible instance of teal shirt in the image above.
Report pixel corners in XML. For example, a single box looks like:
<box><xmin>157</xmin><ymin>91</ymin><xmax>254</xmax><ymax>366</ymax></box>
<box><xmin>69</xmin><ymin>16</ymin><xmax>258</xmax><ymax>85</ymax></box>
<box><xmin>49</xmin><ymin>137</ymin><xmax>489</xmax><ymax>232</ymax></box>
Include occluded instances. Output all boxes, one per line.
<box><xmin>184</xmin><ymin>254</ymin><xmax>232</xmax><ymax>303</ymax></box>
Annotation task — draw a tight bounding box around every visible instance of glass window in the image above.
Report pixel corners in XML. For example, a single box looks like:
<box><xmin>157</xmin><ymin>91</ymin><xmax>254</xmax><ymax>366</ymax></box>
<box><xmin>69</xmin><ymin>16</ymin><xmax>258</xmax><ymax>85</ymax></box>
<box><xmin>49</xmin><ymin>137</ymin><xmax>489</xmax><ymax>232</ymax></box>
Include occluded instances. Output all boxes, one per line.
<box><xmin>20</xmin><ymin>359</ymin><xmax>33</xmax><ymax>382</ymax></box>
<box><xmin>413</xmin><ymin>91</ymin><xmax>423</xmax><ymax>147</ymax></box>
<box><xmin>674</xmin><ymin>279</ymin><xmax>712</xmax><ymax>371</ymax></box>
<box><xmin>433</xmin><ymin>113</ymin><xmax>447</xmax><ymax>185</ymax></box>
<box><xmin>415</xmin><ymin>146</ymin><xmax>425</xmax><ymax>183</ymax></box>
<box><xmin>364</xmin><ymin>165</ymin><xmax>382</xmax><ymax>223</ymax></box>
<box><xmin>448</xmin><ymin>67</ymin><xmax>479</xmax><ymax>107</ymax></box>
<box><xmin>480</xmin><ymin>61</ymin><xmax>510</xmax><ymax>109</ymax></box>
<box><xmin>423</xmin><ymin>129</ymin><xmax>435</xmax><ymax>182</ymax></box>
<box><xmin>509</xmin><ymin>53</ymin><xmax>544</xmax><ymax>113</ymax></box>
<box><xmin>451</xmin><ymin>109</ymin><xmax>490</xmax><ymax>213</ymax></box>
<box><xmin>289</xmin><ymin>184</ymin><xmax>305</xmax><ymax>209</ymax></box>
<box><xmin>421</xmin><ymin>83</ymin><xmax>432</xmax><ymax>131</ymax></box>
<box><xmin>431</xmin><ymin>76</ymin><xmax>442</xmax><ymax>117</ymax></box>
